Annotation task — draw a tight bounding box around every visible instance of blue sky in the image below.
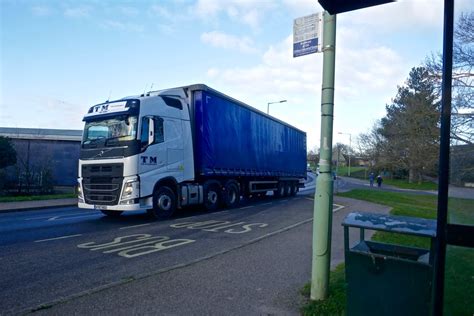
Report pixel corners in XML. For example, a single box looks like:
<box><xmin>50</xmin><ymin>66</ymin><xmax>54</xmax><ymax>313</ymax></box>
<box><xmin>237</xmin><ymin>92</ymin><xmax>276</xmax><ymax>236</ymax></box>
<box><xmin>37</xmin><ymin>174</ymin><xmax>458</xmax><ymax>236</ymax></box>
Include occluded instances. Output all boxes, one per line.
<box><xmin>1</xmin><ymin>0</ymin><xmax>472</xmax><ymax>150</ymax></box>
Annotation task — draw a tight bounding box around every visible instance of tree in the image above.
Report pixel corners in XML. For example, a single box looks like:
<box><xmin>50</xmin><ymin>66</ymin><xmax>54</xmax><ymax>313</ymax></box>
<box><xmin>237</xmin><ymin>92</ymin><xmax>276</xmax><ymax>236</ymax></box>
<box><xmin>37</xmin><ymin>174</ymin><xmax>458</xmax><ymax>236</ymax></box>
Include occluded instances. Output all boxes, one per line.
<box><xmin>380</xmin><ymin>67</ymin><xmax>440</xmax><ymax>183</ymax></box>
<box><xmin>307</xmin><ymin>146</ymin><xmax>319</xmax><ymax>170</ymax></box>
<box><xmin>356</xmin><ymin>120</ymin><xmax>385</xmax><ymax>170</ymax></box>
<box><xmin>332</xmin><ymin>143</ymin><xmax>350</xmax><ymax>166</ymax></box>
<box><xmin>426</xmin><ymin>11</ymin><xmax>473</xmax><ymax>145</ymax></box>
<box><xmin>0</xmin><ymin>137</ymin><xmax>17</xmax><ymax>169</ymax></box>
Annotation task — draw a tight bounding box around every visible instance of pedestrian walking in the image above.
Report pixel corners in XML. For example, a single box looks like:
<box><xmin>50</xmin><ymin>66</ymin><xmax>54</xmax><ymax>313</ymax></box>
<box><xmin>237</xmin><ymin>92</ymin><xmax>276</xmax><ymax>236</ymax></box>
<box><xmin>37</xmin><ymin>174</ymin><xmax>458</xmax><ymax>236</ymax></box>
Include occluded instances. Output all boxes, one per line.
<box><xmin>369</xmin><ymin>172</ymin><xmax>375</xmax><ymax>187</ymax></box>
<box><xmin>376</xmin><ymin>175</ymin><xmax>383</xmax><ymax>188</ymax></box>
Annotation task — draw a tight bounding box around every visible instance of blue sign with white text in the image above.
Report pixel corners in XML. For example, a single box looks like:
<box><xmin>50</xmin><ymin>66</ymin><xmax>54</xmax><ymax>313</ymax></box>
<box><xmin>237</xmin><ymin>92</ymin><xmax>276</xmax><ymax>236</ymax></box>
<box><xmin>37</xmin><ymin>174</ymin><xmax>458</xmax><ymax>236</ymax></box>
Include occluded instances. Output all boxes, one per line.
<box><xmin>293</xmin><ymin>38</ymin><xmax>318</xmax><ymax>57</ymax></box>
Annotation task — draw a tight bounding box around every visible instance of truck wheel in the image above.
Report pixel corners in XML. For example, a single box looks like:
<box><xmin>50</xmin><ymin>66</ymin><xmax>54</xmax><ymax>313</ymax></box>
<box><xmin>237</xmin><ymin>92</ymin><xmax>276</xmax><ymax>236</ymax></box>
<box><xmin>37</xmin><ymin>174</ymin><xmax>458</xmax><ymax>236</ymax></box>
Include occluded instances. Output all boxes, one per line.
<box><xmin>256</xmin><ymin>192</ymin><xmax>267</xmax><ymax>199</ymax></box>
<box><xmin>223</xmin><ymin>181</ymin><xmax>240</xmax><ymax>208</ymax></box>
<box><xmin>150</xmin><ymin>186</ymin><xmax>176</xmax><ymax>219</ymax></box>
<box><xmin>203</xmin><ymin>182</ymin><xmax>221</xmax><ymax>211</ymax></box>
<box><xmin>100</xmin><ymin>209</ymin><xmax>123</xmax><ymax>217</ymax></box>
<box><xmin>275</xmin><ymin>182</ymin><xmax>285</xmax><ymax>198</ymax></box>
<box><xmin>284</xmin><ymin>182</ymin><xmax>291</xmax><ymax>197</ymax></box>
<box><xmin>290</xmin><ymin>183</ymin><xmax>298</xmax><ymax>196</ymax></box>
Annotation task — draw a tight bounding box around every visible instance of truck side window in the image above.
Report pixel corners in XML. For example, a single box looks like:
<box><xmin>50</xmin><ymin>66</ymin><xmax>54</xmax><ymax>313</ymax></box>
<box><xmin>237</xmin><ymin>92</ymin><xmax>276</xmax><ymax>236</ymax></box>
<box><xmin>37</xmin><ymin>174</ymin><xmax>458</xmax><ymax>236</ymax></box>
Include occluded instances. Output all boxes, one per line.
<box><xmin>140</xmin><ymin>116</ymin><xmax>164</xmax><ymax>149</ymax></box>
<box><xmin>154</xmin><ymin>117</ymin><xmax>164</xmax><ymax>143</ymax></box>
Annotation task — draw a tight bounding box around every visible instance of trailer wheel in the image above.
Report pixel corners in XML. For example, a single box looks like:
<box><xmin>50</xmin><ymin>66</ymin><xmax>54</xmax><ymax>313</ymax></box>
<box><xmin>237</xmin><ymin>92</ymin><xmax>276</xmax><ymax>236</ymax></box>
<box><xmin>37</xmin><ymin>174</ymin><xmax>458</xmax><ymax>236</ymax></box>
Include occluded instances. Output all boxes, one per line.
<box><xmin>100</xmin><ymin>209</ymin><xmax>123</xmax><ymax>217</ymax></box>
<box><xmin>150</xmin><ymin>186</ymin><xmax>176</xmax><ymax>219</ymax></box>
<box><xmin>275</xmin><ymin>182</ymin><xmax>285</xmax><ymax>198</ymax></box>
<box><xmin>290</xmin><ymin>182</ymin><xmax>298</xmax><ymax>196</ymax></box>
<box><xmin>203</xmin><ymin>182</ymin><xmax>221</xmax><ymax>211</ymax></box>
<box><xmin>284</xmin><ymin>182</ymin><xmax>292</xmax><ymax>197</ymax></box>
<box><xmin>223</xmin><ymin>181</ymin><xmax>240</xmax><ymax>208</ymax></box>
<box><xmin>255</xmin><ymin>192</ymin><xmax>267</xmax><ymax>199</ymax></box>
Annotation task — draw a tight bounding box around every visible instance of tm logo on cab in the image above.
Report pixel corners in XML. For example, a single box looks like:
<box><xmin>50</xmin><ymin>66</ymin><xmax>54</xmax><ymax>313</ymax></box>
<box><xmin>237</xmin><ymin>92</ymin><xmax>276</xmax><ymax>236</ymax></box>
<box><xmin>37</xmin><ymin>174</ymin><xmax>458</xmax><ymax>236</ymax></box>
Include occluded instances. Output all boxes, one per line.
<box><xmin>141</xmin><ymin>156</ymin><xmax>157</xmax><ymax>165</ymax></box>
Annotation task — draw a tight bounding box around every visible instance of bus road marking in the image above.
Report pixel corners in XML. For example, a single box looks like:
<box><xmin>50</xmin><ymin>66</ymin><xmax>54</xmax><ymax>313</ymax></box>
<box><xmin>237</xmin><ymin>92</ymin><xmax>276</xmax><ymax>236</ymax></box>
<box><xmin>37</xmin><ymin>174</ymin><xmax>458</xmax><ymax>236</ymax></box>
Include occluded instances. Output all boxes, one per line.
<box><xmin>77</xmin><ymin>234</ymin><xmax>195</xmax><ymax>259</ymax></box>
<box><xmin>170</xmin><ymin>220</ymin><xmax>268</xmax><ymax>234</ymax></box>
<box><xmin>35</xmin><ymin>234</ymin><xmax>83</xmax><ymax>243</ymax></box>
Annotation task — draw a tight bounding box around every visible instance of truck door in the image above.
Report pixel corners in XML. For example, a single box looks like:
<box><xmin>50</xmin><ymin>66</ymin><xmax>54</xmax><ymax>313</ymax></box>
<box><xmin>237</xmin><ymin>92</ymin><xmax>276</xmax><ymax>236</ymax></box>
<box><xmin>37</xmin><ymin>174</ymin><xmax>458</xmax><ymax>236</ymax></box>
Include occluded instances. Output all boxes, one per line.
<box><xmin>139</xmin><ymin>116</ymin><xmax>167</xmax><ymax>197</ymax></box>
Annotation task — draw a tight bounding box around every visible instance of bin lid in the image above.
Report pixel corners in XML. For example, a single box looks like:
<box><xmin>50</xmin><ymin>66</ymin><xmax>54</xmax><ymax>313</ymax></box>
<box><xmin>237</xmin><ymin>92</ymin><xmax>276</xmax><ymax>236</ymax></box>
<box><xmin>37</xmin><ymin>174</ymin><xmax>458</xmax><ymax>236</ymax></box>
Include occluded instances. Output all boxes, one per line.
<box><xmin>342</xmin><ymin>212</ymin><xmax>437</xmax><ymax>238</ymax></box>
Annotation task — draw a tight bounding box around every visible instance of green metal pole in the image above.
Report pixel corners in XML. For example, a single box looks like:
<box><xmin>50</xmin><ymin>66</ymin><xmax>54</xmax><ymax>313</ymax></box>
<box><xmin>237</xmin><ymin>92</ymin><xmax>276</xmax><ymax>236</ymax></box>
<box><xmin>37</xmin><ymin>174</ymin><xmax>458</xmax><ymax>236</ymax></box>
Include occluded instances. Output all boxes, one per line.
<box><xmin>311</xmin><ymin>11</ymin><xmax>336</xmax><ymax>301</ymax></box>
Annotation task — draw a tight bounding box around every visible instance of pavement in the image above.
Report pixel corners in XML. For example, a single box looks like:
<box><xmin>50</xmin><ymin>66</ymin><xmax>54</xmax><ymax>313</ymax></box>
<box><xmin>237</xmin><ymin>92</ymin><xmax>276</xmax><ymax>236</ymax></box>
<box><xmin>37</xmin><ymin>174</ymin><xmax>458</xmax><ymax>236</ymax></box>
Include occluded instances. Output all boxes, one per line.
<box><xmin>0</xmin><ymin>198</ymin><xmax>77</xmax><ymax>212</ymax></box>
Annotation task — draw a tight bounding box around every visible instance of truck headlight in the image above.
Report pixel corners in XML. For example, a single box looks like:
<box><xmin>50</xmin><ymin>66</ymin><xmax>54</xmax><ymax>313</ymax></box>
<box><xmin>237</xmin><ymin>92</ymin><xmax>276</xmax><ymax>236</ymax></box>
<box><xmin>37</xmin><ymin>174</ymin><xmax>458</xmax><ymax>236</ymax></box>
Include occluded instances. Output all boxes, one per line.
<box><xmin>120</xmin><ymin>178</ymin><xmax>140</xmax><ymax>202</ymax></box>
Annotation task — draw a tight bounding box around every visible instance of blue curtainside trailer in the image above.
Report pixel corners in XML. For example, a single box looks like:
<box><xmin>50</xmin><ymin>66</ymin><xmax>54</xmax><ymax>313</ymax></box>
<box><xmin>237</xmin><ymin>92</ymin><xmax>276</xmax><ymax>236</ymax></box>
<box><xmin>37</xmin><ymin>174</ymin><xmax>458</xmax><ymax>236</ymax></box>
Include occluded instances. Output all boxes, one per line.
<box><xmin>192</xmin><ymin>87</ymin><xmax>307</xmax><ymax>179</ymax></box>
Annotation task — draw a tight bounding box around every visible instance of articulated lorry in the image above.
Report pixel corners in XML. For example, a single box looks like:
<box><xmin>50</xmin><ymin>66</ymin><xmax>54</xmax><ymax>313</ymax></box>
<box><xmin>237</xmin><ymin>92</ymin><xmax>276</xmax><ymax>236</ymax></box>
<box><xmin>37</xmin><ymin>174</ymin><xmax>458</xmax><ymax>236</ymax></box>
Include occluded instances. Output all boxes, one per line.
<box><xmin>77</xmin><ymin>84</ymin><xmax>307</xmax><ymax>219</ymax></box>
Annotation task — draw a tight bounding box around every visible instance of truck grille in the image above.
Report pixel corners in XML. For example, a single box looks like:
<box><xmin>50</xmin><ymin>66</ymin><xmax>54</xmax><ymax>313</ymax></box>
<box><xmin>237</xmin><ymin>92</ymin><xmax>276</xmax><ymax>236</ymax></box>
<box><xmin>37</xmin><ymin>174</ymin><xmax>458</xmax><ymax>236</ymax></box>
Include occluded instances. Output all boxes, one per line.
<box><xmin>82</xmin><ymin>164</ymin><xmax>123</xmax><ymax>205</ymax></box>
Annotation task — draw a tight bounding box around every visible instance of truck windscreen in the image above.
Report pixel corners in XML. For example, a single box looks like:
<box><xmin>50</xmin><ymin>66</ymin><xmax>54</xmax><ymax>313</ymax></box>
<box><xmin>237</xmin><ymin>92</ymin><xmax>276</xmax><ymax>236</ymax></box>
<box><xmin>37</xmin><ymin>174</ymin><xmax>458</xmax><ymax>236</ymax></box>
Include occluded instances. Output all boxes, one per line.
<box><xmin>82</xmin><ymin>115</ymin><xmax>138</xmax><ymax>148</ymax></box>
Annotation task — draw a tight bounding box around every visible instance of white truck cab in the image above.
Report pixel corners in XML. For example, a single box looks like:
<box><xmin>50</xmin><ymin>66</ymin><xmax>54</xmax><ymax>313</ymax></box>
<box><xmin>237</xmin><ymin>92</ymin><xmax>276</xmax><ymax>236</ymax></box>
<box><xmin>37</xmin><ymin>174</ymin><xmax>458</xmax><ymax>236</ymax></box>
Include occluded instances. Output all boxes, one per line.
<box><xmin>78</xmin><ymin>88</ymin><xmax>194</xmax><ymax>216</ymax></box>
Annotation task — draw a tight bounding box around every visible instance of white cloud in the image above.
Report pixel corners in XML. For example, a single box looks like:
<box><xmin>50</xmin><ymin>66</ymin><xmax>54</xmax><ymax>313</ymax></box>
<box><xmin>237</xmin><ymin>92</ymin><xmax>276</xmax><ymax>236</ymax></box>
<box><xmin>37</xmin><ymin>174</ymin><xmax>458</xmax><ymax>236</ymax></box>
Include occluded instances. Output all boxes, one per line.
<box><xmin>101</xmin><ymin>20</ymin><xmax>144</xmax><ymax>33</ymax></box>
<box><xmin>118</xmin><ymin>6</ymin><xmax>139</xmax><ymax>17</ymax></box>
<box><xmin>31</xmin><ymin>6</ymin><xmax>54</xmax><ymax>17</ymax></box>
<box><xmin>190</xmin><ymin>0</ymin><xmax>276</xmax><ymax>30</ymax></box>
<box><xmin>64</xmin><ymin>6</ymin><xmax>92</xmax><ymax>18</ymax></box>
<box><xmin>201</xmin><ymin>31</ymin><xmax>259</xmax><ymax>54</ymax></box>
<box><xmin>150</xmin><ymin>5</ymin><xmax>174</xmax><ymax>20</ymax></box>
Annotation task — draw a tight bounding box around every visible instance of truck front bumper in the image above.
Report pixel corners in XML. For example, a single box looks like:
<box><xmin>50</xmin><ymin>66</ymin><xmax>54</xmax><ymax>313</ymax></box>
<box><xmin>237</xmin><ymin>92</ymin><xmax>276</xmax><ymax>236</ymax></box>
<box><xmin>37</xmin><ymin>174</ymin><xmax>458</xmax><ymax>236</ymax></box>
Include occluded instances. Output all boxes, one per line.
<box><xmin>78</xmin><ymin>197</ymin><xmax>153</xmax><ymax>212</ymax></box>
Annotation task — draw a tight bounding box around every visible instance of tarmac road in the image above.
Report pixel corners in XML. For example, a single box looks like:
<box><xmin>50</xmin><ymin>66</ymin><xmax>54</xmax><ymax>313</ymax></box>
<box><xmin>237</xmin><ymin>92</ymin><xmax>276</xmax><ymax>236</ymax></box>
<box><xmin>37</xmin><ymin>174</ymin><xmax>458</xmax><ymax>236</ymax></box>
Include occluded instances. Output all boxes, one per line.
<box><xmin>0</xmin><ymin>192</ymin><xmax>318</xmax><ymax>315</ymax></box>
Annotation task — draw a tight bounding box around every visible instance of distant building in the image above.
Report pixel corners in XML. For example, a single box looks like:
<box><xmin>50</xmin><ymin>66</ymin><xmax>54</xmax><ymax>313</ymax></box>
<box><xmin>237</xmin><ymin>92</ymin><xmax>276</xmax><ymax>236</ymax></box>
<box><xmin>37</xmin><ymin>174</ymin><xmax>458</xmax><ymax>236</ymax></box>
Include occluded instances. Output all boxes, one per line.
<box><xmin>0</xmin><ymin>127</ymin><xmax>82</xmax><ymax>189</ymax></box>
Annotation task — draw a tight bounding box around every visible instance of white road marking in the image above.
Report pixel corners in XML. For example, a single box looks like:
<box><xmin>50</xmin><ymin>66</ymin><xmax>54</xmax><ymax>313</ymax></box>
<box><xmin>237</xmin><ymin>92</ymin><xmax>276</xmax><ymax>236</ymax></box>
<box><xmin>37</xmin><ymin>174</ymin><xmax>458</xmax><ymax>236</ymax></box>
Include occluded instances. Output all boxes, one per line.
<box><xmin>35</xmin><ymin>234</ymin><xmax>82</xmax><ymax>243</ymax></box>
<box><xmin>47</xmin><ymin>214</ymin><xmax>100</xmax><ymax>221</ymax></box>
<box><xmin>260</xmin><ymin>202</ymin><xmax>273</xmax><ymax>206</ymax></box>
<box><xmin>239</xmin><ymin>205</ymin><xmax>255</xmax><ymax>210</ymax></box>
<box><xmin>279</xmin><ymin>199</ymin><xmax>289</xmax><ymax>203</ymax></box>
<box><xmin>26</xmin><ymin>213</ymin><xmax>99</xmax><ymax>221</ymax></box>
<box><xmin>333</xmin><ymin>204</ymin><xmax>345</xmax><ymax>212</ymax></box>
<box><xmin>303</xmin><ymin>197</ymin><xmax>345</xmax><ymax>212</ymax></box>
<box><xmin>119</xmin><ymin>223</ymin><xmax>151</xmax><ymax>230</ymax></box>
<box><xmin>25</xmin><ymin>212</ymin><xmax>90</xmax><ymax>221</ymax></box>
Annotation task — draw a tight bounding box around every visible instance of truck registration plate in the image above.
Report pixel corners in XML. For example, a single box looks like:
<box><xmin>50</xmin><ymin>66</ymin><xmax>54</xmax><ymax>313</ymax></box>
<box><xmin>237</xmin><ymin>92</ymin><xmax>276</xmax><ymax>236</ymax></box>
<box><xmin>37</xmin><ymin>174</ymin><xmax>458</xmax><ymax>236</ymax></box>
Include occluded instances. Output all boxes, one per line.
<box><xmin>95</xmin><ymin>205</ymin><xmax>107</xmax><ymax>210</ymax></box>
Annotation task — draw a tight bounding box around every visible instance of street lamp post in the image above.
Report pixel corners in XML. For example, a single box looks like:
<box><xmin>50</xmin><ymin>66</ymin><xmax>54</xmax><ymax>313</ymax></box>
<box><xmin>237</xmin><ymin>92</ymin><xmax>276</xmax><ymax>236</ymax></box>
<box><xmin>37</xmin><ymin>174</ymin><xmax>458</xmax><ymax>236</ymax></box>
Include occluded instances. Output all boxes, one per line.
<box><xmin>267</xmin><ymin>100</ymin><xmax>287</xmax><ymax>115</ymax></box>
<box><xmin>338</xmin><ymin>132</ymin><xmax>351</xmax><ymax>177</ymax></box>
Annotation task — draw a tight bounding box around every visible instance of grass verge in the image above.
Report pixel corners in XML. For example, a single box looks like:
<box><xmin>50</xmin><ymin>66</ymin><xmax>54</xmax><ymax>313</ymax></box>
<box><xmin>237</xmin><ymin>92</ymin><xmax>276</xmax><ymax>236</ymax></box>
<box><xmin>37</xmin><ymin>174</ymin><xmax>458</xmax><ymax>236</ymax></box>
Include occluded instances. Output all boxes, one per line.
<box><xmin>383</xmin><ymin>178</ymin><xmax>438</xmax><ymax>190</ymax></box>
<box><xmin>300</xmin><ymin>264</ymin><xmax>346</xmax><ymax>316</ymax></box>
<box><xmin>0</xmin><ymin>193</ymin><xmax>76</xmax><ymax>203</ymax></box>
<box><xmin>336</xmin><ymin>167</ymin><xmax>367</xmax><ymax>179</ymax></box>
<box><xmin>334</xmin><ymin>166</ymin><xmax>438</xmax><ymax>191</ymax></box>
